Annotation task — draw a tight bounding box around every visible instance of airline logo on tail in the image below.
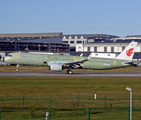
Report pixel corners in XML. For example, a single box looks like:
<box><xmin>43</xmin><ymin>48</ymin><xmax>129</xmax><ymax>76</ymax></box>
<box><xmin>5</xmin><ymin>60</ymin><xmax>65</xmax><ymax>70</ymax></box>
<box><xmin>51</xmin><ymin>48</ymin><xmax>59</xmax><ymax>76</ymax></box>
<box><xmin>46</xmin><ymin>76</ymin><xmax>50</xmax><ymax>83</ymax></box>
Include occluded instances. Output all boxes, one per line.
<box><xmin>126</xmin><ymin>48</ymin><xmax>134</xmax><ymax>56</ymax></box>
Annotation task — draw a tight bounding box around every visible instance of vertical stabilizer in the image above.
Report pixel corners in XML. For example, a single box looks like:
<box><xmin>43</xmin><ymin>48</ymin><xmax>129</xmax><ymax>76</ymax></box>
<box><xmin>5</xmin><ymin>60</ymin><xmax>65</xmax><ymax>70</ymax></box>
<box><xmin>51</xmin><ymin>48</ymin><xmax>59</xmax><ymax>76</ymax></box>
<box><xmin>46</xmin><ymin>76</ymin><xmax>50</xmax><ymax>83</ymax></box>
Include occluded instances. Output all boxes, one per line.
<box><xmin>116</xmin><ymin>42</ymin><xmax>137</xmax><ymax>60</ymax></box>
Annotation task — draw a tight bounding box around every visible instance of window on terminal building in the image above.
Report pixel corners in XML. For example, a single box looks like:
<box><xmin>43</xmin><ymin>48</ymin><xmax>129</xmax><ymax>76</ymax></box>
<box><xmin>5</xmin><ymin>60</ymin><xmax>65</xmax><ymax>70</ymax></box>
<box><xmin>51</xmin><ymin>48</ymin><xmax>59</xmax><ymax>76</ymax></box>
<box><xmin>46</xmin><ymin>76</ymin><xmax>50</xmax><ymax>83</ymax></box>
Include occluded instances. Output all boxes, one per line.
<box><xmin>94</xmin><ymin>47</ymin><xmax>97</xmax><ymax>52</ymax></box>
<box><xmin>11</xmin><ymin>43</ymin><xmax>15</xmax><ymax>46</ymax></box>
<box><xmin>122</xmin><ymin>46</ymin><xmax>125</xmax><ymax>51</ymax></box>
<box><xmin>6</xmin><ymin>43</ymin><xmax>10</xmax><ymax>45</ymax></box>
<box><xmin>88</xmin><ymin>47</ymin><xmax>90</xmax><ymax>52</ymax></box>
<box><xmin>77</xmin><ymin>41</ymin><xmax>81</xmax><ymax>43</ymax></box>
<box><xmin>63</xmin><ymin>41</ymin><xmax>68</xmax><ymax>43</ymax></box>
<box><xmin>1</xmin><ymin>43</ymin><xmax>5</xmax><ymax>45</ymax></box>
<box><xmin>70</xmin><ymin>47</ymin><xmax>75</xmax><ymax>52</ymax></box>
<box><xmin>111</xmin><ymin>47</ymin><xmax>114</xmax><ymax>53</ymax></box>
<box><xmin>104</xmin><ymin>47</ymin><xmax>107</xmax><ymax>52</ymax></box>
<box><xmin>70</xmin><ymin>41</ymin><xmax>74</xmax><ymax>44</ymax></box>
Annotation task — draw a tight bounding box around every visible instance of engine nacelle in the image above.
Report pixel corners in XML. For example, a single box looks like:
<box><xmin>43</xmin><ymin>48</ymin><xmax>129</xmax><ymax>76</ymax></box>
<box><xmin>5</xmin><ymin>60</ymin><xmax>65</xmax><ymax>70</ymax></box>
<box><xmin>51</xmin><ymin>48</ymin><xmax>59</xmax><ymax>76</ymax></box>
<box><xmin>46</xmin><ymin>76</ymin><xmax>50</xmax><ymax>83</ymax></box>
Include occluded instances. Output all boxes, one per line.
<box><xmin>49</xmin><ymin>63</ymin><xmax>63</xmax><ymax>71</ymax></box>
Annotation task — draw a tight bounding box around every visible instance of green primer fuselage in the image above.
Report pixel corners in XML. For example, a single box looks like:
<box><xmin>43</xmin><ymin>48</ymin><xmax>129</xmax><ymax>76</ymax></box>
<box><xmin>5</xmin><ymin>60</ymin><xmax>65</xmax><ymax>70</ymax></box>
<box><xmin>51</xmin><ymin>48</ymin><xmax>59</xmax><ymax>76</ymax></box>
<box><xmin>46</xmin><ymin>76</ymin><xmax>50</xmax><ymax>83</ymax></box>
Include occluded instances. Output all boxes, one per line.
<box><xmin>5</xmin><ymin>52</ymin><xmax>131</xmax><ymax>70</ymax></box>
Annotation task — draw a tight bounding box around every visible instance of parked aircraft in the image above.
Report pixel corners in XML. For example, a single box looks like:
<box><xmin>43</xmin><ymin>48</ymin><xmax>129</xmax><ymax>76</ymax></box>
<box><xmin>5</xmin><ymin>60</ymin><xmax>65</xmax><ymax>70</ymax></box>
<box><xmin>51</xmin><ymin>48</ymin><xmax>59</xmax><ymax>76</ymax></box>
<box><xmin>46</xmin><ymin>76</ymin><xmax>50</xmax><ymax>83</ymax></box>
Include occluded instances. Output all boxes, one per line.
<box><xmin>5</xmin><ymin>42</ymin><xmax>137</xmax><ymax>74</ymax></box>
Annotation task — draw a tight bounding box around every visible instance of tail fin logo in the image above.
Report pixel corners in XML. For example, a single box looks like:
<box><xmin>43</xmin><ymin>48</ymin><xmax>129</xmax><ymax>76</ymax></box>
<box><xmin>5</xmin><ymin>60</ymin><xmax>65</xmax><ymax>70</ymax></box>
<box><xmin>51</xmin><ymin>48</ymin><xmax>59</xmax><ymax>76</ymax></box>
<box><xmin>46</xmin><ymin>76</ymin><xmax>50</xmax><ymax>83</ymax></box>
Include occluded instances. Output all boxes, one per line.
<box><xmin>126</xmin><ymin>48</ymin><xmax>134</xmax><ymax>56</ymax></box>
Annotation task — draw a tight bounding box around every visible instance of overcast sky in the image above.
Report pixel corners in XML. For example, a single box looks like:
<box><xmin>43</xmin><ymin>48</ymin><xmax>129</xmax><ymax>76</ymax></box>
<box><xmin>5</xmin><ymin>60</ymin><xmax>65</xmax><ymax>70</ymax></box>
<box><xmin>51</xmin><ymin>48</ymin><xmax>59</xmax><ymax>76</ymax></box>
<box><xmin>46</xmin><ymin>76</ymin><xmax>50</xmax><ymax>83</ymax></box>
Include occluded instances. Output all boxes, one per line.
<box><xmin>0</xmin><ymin>0</ymin><xmax>141</xmax><ymax>36</ymax></box>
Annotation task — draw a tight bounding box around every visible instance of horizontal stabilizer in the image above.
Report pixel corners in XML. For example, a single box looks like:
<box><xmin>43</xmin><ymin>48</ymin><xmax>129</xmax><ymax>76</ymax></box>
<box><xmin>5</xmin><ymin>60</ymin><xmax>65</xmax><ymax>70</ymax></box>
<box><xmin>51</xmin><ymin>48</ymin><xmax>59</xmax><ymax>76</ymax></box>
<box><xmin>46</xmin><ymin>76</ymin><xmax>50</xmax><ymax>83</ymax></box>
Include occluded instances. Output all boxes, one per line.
<box><xmin>124</xmin><ymin>61</ymin><xmax>134</xmax><ymax>64</ymax></box>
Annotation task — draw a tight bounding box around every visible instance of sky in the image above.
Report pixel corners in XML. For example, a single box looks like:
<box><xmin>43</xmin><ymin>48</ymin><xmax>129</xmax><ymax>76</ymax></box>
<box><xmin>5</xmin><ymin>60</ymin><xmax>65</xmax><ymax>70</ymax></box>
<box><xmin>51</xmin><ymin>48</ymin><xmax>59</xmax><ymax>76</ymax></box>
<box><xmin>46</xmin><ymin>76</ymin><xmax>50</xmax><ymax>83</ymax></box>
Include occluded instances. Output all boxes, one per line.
<box><xmin>0</xmin><ymin>0</ymin><xmax>141</xmax><ymax>37</ymax></box>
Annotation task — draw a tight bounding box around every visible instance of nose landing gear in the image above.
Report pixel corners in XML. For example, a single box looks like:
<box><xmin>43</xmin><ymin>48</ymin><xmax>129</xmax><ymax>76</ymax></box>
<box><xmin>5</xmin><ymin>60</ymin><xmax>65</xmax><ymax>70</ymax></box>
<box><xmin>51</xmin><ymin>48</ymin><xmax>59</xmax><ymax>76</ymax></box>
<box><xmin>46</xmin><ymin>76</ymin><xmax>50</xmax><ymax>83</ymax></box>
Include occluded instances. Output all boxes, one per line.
<box><xmin>16</xmin><ymin>64</ymin><xmax>19</xmax><ymax>72</ymax></box>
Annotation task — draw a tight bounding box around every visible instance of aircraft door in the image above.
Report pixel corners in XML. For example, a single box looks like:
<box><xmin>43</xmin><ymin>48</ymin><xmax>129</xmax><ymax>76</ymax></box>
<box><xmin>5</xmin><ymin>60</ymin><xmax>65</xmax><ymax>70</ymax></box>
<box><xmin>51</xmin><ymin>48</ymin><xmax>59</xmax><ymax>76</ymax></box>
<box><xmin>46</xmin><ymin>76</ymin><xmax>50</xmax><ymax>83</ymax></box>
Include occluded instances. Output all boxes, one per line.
<box><xmin>15</xmin><ymin>53</ymin><xmax>22</xmax><ymax>64</ymax></box>
<box><xmin>113</xmin><ymin>60</ymin><xmax>117</xmax><ymax>66</ymax></box>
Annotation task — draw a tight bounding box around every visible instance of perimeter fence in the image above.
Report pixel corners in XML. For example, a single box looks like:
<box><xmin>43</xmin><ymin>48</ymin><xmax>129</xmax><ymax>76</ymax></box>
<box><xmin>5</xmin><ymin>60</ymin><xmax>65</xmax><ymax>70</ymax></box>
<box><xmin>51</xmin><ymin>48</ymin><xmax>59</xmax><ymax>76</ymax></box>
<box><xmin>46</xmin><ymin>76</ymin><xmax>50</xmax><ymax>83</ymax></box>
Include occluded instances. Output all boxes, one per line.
<box><xmin>0</xmin><ymin>95</ymin><xmax>141</xmax><ymax>120</ymax></box>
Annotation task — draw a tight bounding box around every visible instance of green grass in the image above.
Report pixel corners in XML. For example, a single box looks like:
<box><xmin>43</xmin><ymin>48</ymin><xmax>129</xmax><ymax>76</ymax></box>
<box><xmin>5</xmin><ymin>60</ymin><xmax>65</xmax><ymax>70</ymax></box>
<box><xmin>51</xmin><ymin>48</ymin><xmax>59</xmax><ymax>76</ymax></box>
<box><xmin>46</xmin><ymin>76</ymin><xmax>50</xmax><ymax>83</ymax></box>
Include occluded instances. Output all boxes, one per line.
<box><xmin>0</xmin><ymin>76</ymin><xmax>141</xmax><ymax>119</ymax></box>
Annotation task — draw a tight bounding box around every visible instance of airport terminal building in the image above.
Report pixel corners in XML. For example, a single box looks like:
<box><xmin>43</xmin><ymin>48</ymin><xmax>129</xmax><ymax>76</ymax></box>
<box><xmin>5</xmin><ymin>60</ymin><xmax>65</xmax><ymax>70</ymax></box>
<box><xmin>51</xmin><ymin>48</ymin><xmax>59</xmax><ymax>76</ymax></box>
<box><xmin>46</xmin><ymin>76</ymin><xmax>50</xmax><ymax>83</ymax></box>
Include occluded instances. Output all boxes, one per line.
<box><xmin>0</xmin><ymin>33</ymin><xmax>69</xmax><ymax>52</ymax></box>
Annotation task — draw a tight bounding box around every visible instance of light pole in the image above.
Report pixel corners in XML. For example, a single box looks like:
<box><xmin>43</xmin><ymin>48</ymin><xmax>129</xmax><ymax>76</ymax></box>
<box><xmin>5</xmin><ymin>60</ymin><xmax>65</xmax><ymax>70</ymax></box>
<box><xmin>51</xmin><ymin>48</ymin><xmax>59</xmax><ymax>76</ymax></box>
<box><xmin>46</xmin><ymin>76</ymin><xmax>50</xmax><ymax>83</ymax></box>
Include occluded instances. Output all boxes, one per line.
<box><xmin>126</xmin><ymin>87</ymin><xmax>132</xmax><ymax>120</ymax></box>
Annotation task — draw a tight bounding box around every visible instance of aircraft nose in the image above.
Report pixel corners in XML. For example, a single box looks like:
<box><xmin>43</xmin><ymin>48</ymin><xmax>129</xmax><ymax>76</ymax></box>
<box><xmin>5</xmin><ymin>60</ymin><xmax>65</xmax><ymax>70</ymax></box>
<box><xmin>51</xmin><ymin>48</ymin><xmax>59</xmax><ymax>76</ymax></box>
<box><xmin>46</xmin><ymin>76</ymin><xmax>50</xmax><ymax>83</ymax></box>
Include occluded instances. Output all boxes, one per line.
<box><xmin>5</xmin><ymin>56</ymin><xmax>12</xmax><ymax>63</ymax></box>
<box><xmin>4</xmin><ymin>57</ymin><xmax>7</xmax><ymax>62</ymax></box>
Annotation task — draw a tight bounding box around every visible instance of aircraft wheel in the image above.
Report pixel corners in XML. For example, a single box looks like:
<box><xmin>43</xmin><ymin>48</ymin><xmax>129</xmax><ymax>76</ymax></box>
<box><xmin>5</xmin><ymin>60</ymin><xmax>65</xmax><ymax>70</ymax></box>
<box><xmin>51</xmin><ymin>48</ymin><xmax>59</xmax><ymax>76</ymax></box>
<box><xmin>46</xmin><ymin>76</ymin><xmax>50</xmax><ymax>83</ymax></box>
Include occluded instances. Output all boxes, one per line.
<box><xmin>67</xmin><ymin>70</ymin><xmax>73</xmax><ymax>74</ymax></box>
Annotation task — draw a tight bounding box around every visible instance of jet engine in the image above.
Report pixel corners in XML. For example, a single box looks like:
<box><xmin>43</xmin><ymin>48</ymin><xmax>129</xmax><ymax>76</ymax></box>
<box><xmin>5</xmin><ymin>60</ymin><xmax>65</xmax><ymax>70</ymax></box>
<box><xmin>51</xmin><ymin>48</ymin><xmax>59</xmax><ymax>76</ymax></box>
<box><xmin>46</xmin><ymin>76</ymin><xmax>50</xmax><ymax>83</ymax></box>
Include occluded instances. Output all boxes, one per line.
<box><xmin>49</xmin><ymin>63</ymin><xmax>64</xmax><ymax>71</ymax></box>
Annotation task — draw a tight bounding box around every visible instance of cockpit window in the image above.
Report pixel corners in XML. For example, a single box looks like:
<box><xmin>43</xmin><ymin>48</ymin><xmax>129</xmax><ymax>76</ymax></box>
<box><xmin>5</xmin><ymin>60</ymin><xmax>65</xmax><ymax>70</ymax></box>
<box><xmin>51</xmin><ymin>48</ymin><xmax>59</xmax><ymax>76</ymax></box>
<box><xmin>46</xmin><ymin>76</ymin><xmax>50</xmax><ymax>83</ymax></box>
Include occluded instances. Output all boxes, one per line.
<box><xmin>8</xmin><ymin>55</ymin><xmax>12</xmax><ymax>57</ymax></box>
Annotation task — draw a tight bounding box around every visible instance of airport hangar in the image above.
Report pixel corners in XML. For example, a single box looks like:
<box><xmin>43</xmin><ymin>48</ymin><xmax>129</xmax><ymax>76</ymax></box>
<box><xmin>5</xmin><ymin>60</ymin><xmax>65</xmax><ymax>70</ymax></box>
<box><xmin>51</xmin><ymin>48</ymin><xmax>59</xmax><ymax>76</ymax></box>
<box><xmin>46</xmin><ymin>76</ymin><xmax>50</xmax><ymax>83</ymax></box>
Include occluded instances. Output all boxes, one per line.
<box><xmin>0</xmin><ymin>33</ymin><xmax>69</xmax><ymax>64</ymax></box>
<box><xmin>1</xmin><ymin>33</ymin><xmax>141</xmax><ymax>64</ymax></box>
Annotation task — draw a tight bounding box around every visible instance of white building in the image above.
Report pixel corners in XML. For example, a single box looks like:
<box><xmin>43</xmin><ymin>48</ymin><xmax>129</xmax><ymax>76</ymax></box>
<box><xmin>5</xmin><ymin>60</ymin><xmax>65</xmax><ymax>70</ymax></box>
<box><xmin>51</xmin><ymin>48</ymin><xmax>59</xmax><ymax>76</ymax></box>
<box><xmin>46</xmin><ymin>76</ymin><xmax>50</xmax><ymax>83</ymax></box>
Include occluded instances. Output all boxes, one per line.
<box><xmin>63</xmin><ymin>35</ymin><xmax>87</xmax><ymax>52</ymax></box>
<box><xmin>63</xmin><ymin>34</ymin><xmax>141</xmax><ymax>53</ymax></box>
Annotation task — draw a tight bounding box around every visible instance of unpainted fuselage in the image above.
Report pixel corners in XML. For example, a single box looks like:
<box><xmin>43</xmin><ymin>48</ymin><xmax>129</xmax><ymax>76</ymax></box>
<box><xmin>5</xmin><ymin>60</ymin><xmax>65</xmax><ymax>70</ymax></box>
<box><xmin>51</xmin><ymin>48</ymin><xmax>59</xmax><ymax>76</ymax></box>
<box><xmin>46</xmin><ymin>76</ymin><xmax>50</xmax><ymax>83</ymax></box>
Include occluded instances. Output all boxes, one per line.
<box><xmin>5</xmin><ymin>52</ymin><xmax>131</xmax><ymax>70</ymax></box>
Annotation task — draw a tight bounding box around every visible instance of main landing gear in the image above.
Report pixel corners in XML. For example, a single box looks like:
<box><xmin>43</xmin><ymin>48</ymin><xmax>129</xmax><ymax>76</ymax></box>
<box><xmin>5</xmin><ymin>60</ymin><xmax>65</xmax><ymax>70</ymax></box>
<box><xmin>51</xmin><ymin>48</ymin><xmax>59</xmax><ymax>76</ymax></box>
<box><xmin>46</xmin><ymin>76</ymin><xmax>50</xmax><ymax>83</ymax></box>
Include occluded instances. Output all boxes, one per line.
<box><xmin>67</xmin><ymin>70</ymin><xmax>73</xmax><ymax>74</ymax></box>
<box><xmin>67</xmin><ymin>66</ymin><xmax>73</xmax><ymax>74</ymax></box>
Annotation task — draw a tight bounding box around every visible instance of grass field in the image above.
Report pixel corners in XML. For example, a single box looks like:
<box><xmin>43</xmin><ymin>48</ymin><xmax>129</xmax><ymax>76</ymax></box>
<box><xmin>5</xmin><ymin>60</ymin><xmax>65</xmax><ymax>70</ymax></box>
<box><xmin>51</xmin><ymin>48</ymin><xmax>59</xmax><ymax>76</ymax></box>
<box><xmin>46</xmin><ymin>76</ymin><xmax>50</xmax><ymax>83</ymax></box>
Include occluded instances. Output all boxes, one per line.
<box><xmin>0</xmin><ymin>75</ymin><xmax>141</xmax><ymax>119</ymax></box>
<box><xmin>0</xmin><ymin>66</ymin><xmax>141</xmax><ymax>119</ymax></box>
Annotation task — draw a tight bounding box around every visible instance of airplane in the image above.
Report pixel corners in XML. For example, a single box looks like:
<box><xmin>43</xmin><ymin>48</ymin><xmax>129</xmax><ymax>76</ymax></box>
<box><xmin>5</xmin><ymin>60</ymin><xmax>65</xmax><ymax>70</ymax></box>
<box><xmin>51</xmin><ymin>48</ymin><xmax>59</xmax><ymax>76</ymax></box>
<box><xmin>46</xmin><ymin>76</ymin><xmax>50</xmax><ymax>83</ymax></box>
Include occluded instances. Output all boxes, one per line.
<box><xmin>4</xmin><ymin>42</ymin><xmax>137</xmax><ymax>74</ymax></box>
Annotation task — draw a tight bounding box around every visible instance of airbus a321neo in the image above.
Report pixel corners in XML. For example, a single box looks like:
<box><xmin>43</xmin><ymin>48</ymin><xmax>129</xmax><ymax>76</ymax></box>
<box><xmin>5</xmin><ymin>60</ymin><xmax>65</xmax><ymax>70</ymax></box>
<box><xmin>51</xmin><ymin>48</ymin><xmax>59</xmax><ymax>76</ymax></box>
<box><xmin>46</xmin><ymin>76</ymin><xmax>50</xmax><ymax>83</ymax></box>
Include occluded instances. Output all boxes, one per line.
<box><xmin>5</xmin><ymin>42</ymin><xmax>137</xmax><ymax>74</ymax></box>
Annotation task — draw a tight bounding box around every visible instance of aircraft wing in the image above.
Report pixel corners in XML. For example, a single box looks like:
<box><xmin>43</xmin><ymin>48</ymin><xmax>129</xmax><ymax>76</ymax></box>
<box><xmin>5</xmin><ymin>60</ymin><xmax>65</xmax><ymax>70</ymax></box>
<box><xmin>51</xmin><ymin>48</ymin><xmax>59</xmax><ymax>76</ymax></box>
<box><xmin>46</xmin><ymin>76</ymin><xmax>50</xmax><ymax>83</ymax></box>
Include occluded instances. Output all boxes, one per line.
<box><xmin>62</xmin><ymin>53</ymin><xmax>92</xmax><ymax>66</ymax></box>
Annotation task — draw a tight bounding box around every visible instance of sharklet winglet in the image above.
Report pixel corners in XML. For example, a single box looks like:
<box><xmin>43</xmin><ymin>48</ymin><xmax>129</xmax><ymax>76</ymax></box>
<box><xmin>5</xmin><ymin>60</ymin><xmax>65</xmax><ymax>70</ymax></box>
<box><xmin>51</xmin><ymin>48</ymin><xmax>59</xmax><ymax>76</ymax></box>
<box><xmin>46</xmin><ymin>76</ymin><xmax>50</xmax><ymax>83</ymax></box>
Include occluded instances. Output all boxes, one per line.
<box><xmin>87</xmin><ymin>53</ymin><xmax>93</xmax><ymax>60</ymax></box>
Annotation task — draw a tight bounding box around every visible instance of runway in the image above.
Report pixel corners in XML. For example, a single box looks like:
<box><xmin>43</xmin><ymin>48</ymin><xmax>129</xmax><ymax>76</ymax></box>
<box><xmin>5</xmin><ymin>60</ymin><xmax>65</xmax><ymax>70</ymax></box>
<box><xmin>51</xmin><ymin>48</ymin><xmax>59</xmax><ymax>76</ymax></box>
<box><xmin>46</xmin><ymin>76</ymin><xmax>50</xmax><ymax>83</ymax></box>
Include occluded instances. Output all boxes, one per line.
<box><xmin>0</xmin><ymin>72</ymin><xmax>141</xmax><ymax>77</ymax></box>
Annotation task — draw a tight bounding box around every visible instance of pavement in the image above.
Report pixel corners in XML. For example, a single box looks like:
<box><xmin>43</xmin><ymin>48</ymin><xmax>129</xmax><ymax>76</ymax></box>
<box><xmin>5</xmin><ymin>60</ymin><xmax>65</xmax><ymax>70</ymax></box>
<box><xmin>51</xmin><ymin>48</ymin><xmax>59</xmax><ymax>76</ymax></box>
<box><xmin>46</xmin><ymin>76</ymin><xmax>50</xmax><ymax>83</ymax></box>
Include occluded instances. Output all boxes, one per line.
<box><xmin>0</xmin><ymin>72</ymin><xmax>141</xmax><ymax>77</ymax></box>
